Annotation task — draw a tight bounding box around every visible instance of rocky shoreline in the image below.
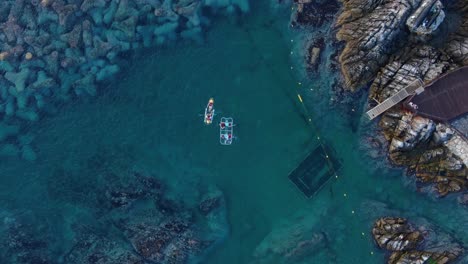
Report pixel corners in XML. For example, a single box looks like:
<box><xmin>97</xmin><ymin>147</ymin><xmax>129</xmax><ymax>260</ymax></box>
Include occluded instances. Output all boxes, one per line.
<box><xmin>344</xmin><ymin>0</ymin><xmax>468</xmax><ymax>261</ymax></box>
<box><xmin>0</xmin><ymin>0</ymin><xmax>249</xmax><ymax>161</ymax></box>
<box><xmin>291</xmin><ymin>0</ymin><xmax>468</xmax><ymax>262</ymax></box>
<box><xmin>293</xmin><ymin>0</ymin><xmax>468</xmax><ymax>197</ymax></box>
<box><xmin>335</xmin><ymin>0</ymin><xmax>468</xmax><ymax>198</ymax></box>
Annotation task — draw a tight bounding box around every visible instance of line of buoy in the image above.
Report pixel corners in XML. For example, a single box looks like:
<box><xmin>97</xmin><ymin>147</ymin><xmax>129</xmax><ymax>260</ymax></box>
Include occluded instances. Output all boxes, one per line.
<box><xmin>287</xmin><ymin>20</ymin><xmax>371</xmax><ymax>255</ymax></box>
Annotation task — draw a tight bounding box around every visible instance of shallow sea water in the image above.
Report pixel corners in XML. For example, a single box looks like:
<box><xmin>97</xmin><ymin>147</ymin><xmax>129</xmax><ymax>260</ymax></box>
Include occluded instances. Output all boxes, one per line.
<box><xmin>0</xmin><ymin>1</ymin><xmax>467</xmax><ymax>263</ymax></box>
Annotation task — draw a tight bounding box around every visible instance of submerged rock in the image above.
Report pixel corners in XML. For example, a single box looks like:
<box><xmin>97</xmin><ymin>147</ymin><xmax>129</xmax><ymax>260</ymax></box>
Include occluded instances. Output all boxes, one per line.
<box><xmin>306</xmin><ymin>37</ymin><xmax>325</xmax><ymax>73</ymax></box>
<box><xmin>379</xmin><ymin>110</ymin><xmax>467</xmax><ymax>197</ymax></box>
<box><xmin>2</xmin><ymin>152</ymin><xmax>229</xmax><ymax>263</ymax></box>
<box><xmin>253</xmin><ymin>211</ymin><xmax>329</xmax><ymax>263</ymax></box>
<box><xmin>64</xmin><ymin>234</ymin><xmax>144</xmax><ymax>264</ymax></box>
<box><xmin>292</xmin><ymin>0</ymin><xmax>340</xmax><ymax>28</ymax></box>
<box><xmin>107</xmin><ymin>172</ymin><xmax>228</xmax><ymax>264</ymax></box>
<box><xmin>0</xmin><ymin>214</ymin><xmax>54</xmax><ymax>264</ymax></box>
<box><xmin>199</xmin><ymin>186</ymin><xmax>223</xmax><ymax>215</ymax></box>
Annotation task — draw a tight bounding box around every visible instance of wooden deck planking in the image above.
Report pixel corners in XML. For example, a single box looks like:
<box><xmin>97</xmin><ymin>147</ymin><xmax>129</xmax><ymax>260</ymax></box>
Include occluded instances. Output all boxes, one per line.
<box><xmin>365</xmin><ymin>79</ymin><xmax>423</xmax><ymax>120</ymax></box>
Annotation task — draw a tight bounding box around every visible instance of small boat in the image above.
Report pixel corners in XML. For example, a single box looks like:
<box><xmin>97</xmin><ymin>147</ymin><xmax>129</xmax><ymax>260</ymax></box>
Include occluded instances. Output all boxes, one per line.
<box><xmin>204</xmin><ymin>98</ymin><xmax>215</xmax><ymax>124</ymax></box>
<box><xmin>219</xmin><ymin>117</ymin><xmax>234</xmax><ymax>145</ymax></box>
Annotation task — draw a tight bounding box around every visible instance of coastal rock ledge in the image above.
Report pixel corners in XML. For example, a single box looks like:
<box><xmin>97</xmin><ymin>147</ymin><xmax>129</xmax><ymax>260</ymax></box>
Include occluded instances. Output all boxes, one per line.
<box><xmin>335</xmin><ymin>0</ymin><xmax>468</xmax><ymax>196</ymax></box>
<box><xmin>372</xmin><ymin>217</ymin><xmax>464</xmax><ymax>264</ymax></box>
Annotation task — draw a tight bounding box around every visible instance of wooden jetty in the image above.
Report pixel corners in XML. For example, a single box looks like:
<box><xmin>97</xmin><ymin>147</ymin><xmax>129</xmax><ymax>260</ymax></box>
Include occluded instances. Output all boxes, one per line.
<box><xmin>365</xmin><ymin>79</ymin><xmax>424</xmax><ymax>120</ymax></box>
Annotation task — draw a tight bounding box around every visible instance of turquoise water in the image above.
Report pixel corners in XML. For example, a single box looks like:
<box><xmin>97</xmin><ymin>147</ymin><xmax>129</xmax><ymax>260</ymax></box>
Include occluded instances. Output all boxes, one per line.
<box><xmin>1</xmin><ymin>1</ymin><xmax>467</xmax><ymax>263</ymax></box>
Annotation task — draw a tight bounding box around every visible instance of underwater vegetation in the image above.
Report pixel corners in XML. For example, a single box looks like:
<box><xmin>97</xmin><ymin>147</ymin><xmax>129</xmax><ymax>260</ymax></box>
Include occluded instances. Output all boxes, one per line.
<box><xmin>0</xmin><ymin>145</ymin><xmax>228</xmax><ymax>263</ymax></box>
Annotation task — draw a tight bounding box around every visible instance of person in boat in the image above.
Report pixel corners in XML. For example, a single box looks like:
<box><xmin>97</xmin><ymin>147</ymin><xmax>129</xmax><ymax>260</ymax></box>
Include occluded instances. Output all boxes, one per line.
<box><xmin>228</xmin><ymin>133</ymin><xmax>232</xmax><ymax>140</ymax></box>
<box><xmin>220</xmin><ymin>122</ymin><xmax>225</xmax><ymax>129</ymax></box>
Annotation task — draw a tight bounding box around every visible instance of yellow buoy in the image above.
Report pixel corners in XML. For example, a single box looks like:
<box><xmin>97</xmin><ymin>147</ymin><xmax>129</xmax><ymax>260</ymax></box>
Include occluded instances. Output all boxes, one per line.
<box><xmin>297</xmin><ymin>94</ymin><xmax>303</xmax><ymax>103</ymax></box>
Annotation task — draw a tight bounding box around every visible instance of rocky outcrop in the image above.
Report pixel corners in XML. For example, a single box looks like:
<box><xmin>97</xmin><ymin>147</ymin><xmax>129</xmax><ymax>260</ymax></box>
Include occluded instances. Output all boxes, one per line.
<box><xmin>1</xmin><ymin>217</ymin><xmax>53</xmax><ymax>263</ymax></box>
<box><xmin>372</xmin><ymin>217</ymin><xmax>464</xmax><ymax>264</ymax></box>
<box><xmin>458</xmin><ymin>193</ymin><xmax>468</xmax><ymax>206</ymax></box>
<box><xmin>292</xmin><ymin>0</ymin><xmax>340</xmax><ymax>28</ymax></box>
<box><xmin>388</xmin><ymin>251</ymin><xmax>458</xmax><ymax>264</ymax></box>
<box><xmin>333</xmin><ymin>0</ymin><xmax>468</xmax><ymax>197</ymax></box>
<box><xmin>86</xmin><ymin>170</ymin><xmax>227</xmax><ymax>264</ymax></box>
<box><xmin>335</xmin><ymin>0</ymin><xmax>465</xmax><ymax>90</ymax></box>
<box><xmin>368</xmin><ymin>46</ymin><xmax>452</xmax><ymax>103</ymax></box>
<box><xmin>336</xmin><ymin>0</ymin><xmax>418</xmax><ymax>90</ymax></box>
<box><xmin>379</xmin><ymin>110</ymin><xmax>467</xmax><ymax>196</ymax></box>
<box><xmin>307</xmin><ymin>37</ymin><xmax>325</xmax><ymax>72</ymax></box>
<box><xmin>373</xmin><ymin>217</ymin><xmax>423</xmax><ymax>251</ymax></box>
<box><xmin>64</xmin><ymin>235</ymin><xmax>144</xmax><ymax>264</ymax></box>
<box><xmin>291</xmin><ymin>0</ymin><xmax>341</xmax><ymax>75</ymax></box>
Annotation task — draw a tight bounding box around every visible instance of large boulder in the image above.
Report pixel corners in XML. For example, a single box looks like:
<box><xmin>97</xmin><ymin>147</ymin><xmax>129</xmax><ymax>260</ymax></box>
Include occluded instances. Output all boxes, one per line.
<box><xmin>372</xmin><ymin>217</ymin><xmax>423</xmax><ymax>251</ymax></box>
<box><xmin>372</xmin><ymin>217</ymin><xmax>464</xmax><ymax>264</ymax></box>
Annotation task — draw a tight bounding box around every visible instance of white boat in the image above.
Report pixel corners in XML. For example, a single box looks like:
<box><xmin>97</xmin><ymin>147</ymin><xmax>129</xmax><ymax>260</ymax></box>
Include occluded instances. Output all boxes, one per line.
<box><xmin>204</xmin><ymin>98</ymin><xmax>215</xmax><ymax>124</ymax></box>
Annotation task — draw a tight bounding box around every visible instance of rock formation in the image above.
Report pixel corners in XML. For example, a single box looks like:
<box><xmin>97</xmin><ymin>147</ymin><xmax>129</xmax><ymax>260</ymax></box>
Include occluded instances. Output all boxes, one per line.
<box><xmin>291</xmin><ymin>0</ymin><xmax>340</xmax><ymax>74</ymax></box>
<box><xmin>253</xmin><ymin>210</ymin><xmax>333</xmax><ymax>263</ymax></box>
<box><xmin>372</xmin><ymin>217</ymin><xmax>464</xmax><ymax>264</ymax></box>
<box><xmin>334</xmin><ymin>0</ymin><xmax>468</xmax><ymax>196</ymax></box>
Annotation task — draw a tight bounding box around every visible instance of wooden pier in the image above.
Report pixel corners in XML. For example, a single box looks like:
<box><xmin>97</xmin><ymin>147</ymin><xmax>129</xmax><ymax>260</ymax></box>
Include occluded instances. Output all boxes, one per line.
<box><xmin>365</xmin><ymin>79</ymin><xmax>424</xmax><ymax>120</ymax></box>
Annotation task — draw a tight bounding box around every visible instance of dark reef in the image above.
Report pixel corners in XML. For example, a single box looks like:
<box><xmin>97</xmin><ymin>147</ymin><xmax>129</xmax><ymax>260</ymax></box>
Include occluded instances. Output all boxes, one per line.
<box><xmin>0</xmin><ymin>148</ymin><xmax>228</xmax><ymax>263</ymax></box>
